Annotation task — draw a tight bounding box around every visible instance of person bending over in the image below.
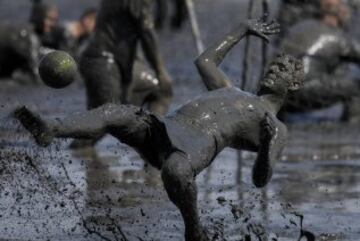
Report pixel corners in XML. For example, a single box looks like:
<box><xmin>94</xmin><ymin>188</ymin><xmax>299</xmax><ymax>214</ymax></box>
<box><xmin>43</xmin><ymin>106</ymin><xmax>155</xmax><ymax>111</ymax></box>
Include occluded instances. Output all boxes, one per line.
<box><xmin>14</xmin><ymin>19</ymin><xmax>304</xmax><ymax>241</ymax></box>
<box><xmin>279</xmin><ymin>0</ymin><xmax>360</xmax><ymax>121</ymax></box>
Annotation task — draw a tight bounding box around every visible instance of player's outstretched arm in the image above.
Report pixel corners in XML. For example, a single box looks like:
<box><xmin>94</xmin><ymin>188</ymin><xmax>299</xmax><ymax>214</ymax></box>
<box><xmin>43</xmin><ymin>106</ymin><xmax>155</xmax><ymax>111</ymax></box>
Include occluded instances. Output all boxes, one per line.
<box><xmin>252</xmin><ymin>113</ymin><xmax>287</xmax><ymax>188</ymax></box>
<box><xmin>195</xmin><ymin>18</ymin><xmax>280</xmax><ymax>91</ymax></box>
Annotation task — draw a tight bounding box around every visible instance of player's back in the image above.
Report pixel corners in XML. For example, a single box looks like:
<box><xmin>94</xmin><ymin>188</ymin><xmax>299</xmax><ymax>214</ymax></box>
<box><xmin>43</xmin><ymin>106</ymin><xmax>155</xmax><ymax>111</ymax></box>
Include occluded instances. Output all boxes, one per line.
<box><xmin>280</xmin><ymin>19</ymin><xmax>346</xmax><ymax>76</ymax></box>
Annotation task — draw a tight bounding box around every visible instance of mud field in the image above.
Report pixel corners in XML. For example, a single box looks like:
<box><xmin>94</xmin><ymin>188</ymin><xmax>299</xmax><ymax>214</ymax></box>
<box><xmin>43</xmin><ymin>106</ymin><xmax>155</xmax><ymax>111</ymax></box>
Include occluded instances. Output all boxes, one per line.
<box><xmin>1</xmin><ymin>0</ymin><xmax>360</xmax><ymax>240</ymax></box>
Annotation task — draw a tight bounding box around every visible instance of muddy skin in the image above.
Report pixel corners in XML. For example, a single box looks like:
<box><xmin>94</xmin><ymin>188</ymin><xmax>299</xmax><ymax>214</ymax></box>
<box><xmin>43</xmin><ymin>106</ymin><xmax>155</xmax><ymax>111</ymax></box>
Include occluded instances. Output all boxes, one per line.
<box><xmin>279</xmin><ymin>18</ymin><xmax>360</xmax><ymax>121</ymax></box>
<box><xmin>69</xmin><ymin>58</ymin><xmax>166</xmax><ymax>148</ymax></box>
<box><xmin>13</xmin><ymin>19</ymin><xmax>304</xmax><ymax>241</ymax></box>
<box><xmin>0</xmin><ymin>23</ymin><xmax>40</xmax><ymax>84</ymax></box>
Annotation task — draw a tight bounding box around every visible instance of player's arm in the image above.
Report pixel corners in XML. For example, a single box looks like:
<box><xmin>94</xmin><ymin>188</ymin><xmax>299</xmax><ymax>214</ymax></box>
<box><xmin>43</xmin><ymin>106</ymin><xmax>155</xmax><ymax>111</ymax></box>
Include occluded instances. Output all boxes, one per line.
<box><xmin>13</xmin><ymin>104</ymin><xmax>151</xmax><ymax>147</ymax></box>
<box><xmin>195</xmin><ymin>18</ymin><xmax>280</xmax><ymax>91</ymax></box>
<box><xmin>252</xmin><ymin>113</ymin><xmax>287</xmax><ymax>188</ymax></box>
<box><xmin>139</xmin><ymin>6</ymin><xmax>173</xmax><ymax>97</ymax></box>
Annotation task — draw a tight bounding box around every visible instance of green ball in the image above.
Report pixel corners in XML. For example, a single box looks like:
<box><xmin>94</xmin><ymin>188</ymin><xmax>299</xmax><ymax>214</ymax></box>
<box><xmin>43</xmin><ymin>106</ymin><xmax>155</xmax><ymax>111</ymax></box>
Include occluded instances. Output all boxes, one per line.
<box><xmin>39</xmin><ymin>51</ymin><xmax>77</xmax><ymax>89</ymax></box>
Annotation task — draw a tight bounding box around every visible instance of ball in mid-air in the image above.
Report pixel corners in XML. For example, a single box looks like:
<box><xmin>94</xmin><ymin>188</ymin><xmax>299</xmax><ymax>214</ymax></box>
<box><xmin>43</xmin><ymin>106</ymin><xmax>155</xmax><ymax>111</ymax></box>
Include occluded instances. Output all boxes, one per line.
<box><xmin>39</xmin><ymin>51</ymin><xmax>77</xmax><ymax>89</ymax></box>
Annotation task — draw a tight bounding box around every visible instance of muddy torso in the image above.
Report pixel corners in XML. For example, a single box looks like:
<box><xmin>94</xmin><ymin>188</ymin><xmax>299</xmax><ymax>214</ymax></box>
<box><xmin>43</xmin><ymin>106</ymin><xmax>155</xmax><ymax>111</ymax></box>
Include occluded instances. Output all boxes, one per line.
<box><xmin>162</xmin><ymin>87</ymin><xmax>275</xmax><ymax>163</ymax></box>
<box><xmin>281</xmin><ymin>20</ymin><xmax>349</xmax><ymax>78</ymax></box>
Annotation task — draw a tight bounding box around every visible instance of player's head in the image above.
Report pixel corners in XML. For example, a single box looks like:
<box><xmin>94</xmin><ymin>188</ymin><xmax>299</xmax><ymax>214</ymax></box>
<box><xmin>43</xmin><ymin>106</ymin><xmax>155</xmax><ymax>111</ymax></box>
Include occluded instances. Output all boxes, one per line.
<box><xmin>260</xmin><ymin>54</ymin><xmax>304</xmax><ymax>96</ymax></box>
<box><xmin>320</xmin><ymin>0</ymin><xmax>350</xmax><ymax>27</ymax></box>
<box><xmin>79</xmin><ymin>8</ymin><xmax>97</xmax><ymax>35</ymax></box>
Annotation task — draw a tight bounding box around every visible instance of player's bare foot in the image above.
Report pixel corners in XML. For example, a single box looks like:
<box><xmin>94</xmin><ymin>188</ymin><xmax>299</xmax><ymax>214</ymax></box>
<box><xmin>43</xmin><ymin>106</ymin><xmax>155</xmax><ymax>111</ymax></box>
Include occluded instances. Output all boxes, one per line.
<box><xmin>14</xmin><ymin>106</ymin><xmax>54</xmax><ymax>147</ymax></box>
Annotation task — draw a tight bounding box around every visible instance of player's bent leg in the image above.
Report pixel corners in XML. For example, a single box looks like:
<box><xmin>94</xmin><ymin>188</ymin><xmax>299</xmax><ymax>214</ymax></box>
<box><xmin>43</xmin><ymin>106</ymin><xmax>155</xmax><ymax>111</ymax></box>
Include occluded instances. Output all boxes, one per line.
<box><xmin>161</xmin><ymin>152</ymin><xmax>209</xmax><ymax>241</ymax></box>
<box><xmin>14</xmin><ymin>103</ymin><xmax>151</xmax><ymax>147</ymax></box>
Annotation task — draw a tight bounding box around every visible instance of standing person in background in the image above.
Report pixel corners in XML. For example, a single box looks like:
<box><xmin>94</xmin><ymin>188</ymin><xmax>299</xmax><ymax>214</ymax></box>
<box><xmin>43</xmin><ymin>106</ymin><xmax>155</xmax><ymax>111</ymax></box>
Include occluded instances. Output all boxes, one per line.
<box><xmin>71</xmin><ymin>0</ymin><xmax>173</xmax><ymax>148</ymax></box>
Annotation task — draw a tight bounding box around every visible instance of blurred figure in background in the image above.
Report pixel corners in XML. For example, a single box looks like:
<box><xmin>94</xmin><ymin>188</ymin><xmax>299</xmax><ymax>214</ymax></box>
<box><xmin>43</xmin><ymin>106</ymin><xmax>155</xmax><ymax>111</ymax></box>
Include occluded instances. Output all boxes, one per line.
<box><xmin>65</xmin><ymin>8</ymin><xmax>97</xmax><ymax>45</ymax></box>
<box><xmin>70</xmin><ymin>0</ymin><xmax>173</xmax><ymax>148</ymax></box>
<box><xmin>155</xmin><ymin>0</ymin><xmax>187</xmax><ymax>30</ymax></box>
<box><xmin>277</xmin><ymin>0</ymin><xmax>320</xmax><ymax>38</ymax></box>
<box><xmin>0</xmin><ymin>23</ymin><xmax>40</xmax><ymax>84</ymax></box>
<box><xmin>81</xmin><ymin>0</ymin><xmax>173</xmax><ymax>113</ymax></box>
<box><xmin>279</xmin><ymin>0</ymin><xmax>360</xmax><ymax>121</ymax></box>
<box><xmin>63</xmin><ymin>7</ymin><xmax>97</xmax><ymax>57</ymax></box>
<box><xmin>29</xmin><ymin>0</ymin><xmax>67</xmax><ymax>50</ymax></box>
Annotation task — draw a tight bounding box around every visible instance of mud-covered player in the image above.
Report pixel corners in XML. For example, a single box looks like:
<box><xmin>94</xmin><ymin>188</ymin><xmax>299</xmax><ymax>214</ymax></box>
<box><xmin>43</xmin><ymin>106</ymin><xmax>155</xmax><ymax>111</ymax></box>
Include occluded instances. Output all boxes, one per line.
<box><xmin>14</xmin><ymin>19</ymin><xmax>304</xmax><ymax>241</ymax></box>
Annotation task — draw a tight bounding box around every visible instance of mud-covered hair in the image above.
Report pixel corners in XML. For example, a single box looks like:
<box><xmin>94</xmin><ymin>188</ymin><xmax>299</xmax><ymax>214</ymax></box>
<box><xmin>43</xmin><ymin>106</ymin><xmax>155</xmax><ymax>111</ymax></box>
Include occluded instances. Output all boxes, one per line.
<box><xmin>259</xmin><ymin>53</ymin><xmax>304</xmax><ymax>95</ymax></box>
<box><xmin>273</xmin><ymin>53</ymin><xmax>304</xmax><ymax>87</ymax></box>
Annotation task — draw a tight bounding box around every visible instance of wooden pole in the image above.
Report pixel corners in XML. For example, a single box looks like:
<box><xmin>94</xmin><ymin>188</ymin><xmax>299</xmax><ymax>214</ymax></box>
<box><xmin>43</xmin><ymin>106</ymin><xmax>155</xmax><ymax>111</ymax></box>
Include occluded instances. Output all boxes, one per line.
<box><xmin>261</xmin><ymin>0</ymin><xmax>269</xmax><ymax>76</ymax></box>
<box><xmin>184</xmin><ymin>0</ymin><xmax>204</xmax><ymax>55</ymax></box>
<box><xmin>240</xmin><ymin>0</ymin><xmax>255</xmax><ymax>90</ymax></box>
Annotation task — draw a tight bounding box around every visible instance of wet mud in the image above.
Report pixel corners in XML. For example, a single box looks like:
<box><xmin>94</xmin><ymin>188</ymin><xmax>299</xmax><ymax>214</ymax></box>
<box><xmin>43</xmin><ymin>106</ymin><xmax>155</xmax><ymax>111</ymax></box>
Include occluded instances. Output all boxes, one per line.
<box><xmin>1</xmin><ymin>0</ymin><xmax>360</xmax><ymax>240</ymax></box>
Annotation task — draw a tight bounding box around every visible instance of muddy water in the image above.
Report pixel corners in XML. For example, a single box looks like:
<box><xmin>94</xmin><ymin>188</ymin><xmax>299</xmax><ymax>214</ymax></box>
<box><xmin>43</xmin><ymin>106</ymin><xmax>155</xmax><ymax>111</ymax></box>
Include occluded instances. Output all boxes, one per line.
<box><xmin>1</xmin><ymin>0</ymin><xmax>360</xmax><ymax>240</ymax></box>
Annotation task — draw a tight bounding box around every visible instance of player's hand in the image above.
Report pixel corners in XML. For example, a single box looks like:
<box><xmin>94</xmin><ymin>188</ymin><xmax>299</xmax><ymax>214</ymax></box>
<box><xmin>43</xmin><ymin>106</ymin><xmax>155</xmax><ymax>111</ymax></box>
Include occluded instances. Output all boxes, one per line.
<box><xmin>247</xmin><ymin>17</ymin><xmax>280</xmax><ymax>43</ymax></box>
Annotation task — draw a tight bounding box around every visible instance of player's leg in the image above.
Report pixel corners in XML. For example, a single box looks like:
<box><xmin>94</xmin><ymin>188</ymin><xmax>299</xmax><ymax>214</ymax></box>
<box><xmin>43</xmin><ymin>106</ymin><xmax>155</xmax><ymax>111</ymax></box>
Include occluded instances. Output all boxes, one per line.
<box><xmin>161</xmin><ymin>151</ymin><xmax>209</xmax><ymax>241</ymax></box>
<box><xmin>69</xmin><ymin>53</ymin><xmax>122</xmax><ymax>148</ymax></box>
<box><xmin>80</xmin><ymin>54</ymin><xmax>122</xmax><ymax>109</ymax></box>
<box><xmin>14</xmin><ymin>103</ymin><xmax>152</xmax><ymax>148</ymax></box>
<box><xmin>117</xmin><ymin>40</ymin><xmax>137</xmax><ymax>104</ymax></box>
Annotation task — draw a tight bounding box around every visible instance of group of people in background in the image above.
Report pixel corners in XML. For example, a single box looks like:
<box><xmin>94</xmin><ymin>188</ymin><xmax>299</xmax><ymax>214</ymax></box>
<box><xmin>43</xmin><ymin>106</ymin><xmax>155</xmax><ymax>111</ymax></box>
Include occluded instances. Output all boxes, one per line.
<box><xmin>277</xmin><ymin>0</ymin><xmax>360</xmax><ymax>121</ymax></box>
<box><xmin>1</xmin><ymin>0</ymin><xmax>360</xmax><ymax>122</ymax></box>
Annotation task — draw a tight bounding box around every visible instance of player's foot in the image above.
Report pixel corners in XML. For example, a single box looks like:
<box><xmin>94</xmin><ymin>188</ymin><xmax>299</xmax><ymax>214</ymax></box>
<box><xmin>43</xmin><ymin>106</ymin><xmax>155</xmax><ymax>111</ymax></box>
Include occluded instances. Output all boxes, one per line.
<box><xmin>14</xmin><ymin>106</ymin><xmax>54</xmax><ymax>147</ymax></box>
